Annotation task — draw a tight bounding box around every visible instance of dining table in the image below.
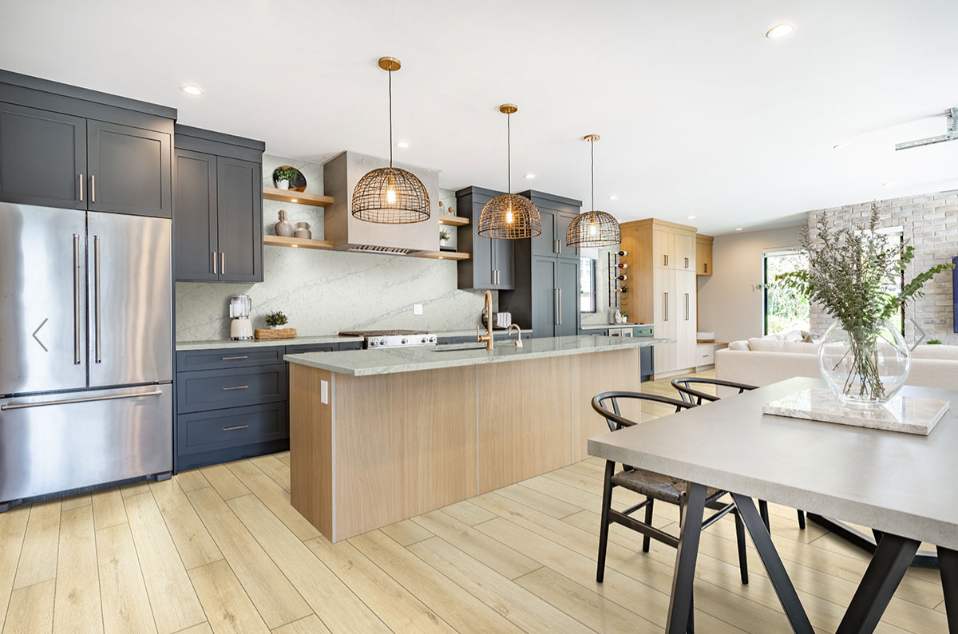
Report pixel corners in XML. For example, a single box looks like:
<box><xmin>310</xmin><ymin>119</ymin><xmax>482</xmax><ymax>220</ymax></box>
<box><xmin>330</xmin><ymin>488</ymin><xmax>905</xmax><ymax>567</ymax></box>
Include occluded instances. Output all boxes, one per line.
<box><xmin>588</xmin><ymin>377</ymin><xmax>958</xmax><ymax>634</ymax></box>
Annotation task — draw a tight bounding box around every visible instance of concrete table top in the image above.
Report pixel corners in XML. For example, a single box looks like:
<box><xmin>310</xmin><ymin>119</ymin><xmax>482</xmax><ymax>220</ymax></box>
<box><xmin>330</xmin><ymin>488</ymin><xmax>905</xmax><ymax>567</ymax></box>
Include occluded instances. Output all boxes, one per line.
<box><xmin>285</xmin><ymin>335</ymin><xmax>672</xmax><ymax>377</ymax></box>
<box><xmin>589</xmin><ymin>377</ymin><xmax>958</xmax><ymax>550</ymax></box>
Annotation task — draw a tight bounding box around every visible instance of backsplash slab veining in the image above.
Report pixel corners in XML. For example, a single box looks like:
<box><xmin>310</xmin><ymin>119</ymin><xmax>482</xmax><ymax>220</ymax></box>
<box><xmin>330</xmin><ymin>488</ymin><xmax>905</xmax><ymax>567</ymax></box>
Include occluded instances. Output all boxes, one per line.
<box><xmin>175</xmin><ymin>155</ymin><xmax>490</xmax><ymax>341</ymax></box>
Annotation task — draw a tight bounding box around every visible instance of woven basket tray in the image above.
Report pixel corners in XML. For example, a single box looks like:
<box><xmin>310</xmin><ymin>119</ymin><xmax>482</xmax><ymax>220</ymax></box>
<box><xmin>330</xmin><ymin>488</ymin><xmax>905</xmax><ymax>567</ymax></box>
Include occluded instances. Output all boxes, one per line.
<box><xmin>254</xmin><ymin>328</ymin><xmax>297</xmax><ymax>340</ymax></box>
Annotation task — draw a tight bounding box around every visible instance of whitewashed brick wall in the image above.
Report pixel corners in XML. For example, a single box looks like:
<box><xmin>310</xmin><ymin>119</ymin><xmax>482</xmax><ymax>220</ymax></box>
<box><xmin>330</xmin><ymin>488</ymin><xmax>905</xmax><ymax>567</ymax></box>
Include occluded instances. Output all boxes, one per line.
<box><xmin>807</xmin><ymin>192</ymin><xmax>958</xmax><ymax>344</ymax></box>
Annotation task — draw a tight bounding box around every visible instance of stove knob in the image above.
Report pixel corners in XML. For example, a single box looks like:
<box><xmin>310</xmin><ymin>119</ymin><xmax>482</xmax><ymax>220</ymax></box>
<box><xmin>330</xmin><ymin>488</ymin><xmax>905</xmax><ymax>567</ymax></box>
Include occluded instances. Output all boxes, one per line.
<box><xmin>421</xmin><ymin>337</ymin><xmax>427</xmax><ymax>343</ymax></box>
<box><xmin>380</xmin><ymin>338</ymin><xmax>388</xmax><ymax>346</ymax></box>
<box><xmin>429</xmin><ymin>336</ymin><xmax>436</xmax><ymax>343</ymax></box>
<box><xmin>401</xmin><ymin>338</ymin><xmax>408</xmax><ymax>344</ymax></box>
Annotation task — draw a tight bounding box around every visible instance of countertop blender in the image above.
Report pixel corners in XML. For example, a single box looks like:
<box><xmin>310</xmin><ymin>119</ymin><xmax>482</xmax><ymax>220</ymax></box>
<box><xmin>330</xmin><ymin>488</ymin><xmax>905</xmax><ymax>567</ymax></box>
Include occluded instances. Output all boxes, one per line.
<box><xmin>229</xmin><ymin>294</ymin><xmax>254</xmax><ymax>340</ymax></box>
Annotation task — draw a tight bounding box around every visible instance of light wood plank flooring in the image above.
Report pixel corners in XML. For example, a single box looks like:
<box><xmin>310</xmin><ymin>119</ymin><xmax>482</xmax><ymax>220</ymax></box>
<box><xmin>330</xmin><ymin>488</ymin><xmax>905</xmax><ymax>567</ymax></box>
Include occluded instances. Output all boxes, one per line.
<box><xmin>0</xmin><ymin>371</ymin><xmax>946</xmax><ymax>633</ymax></box>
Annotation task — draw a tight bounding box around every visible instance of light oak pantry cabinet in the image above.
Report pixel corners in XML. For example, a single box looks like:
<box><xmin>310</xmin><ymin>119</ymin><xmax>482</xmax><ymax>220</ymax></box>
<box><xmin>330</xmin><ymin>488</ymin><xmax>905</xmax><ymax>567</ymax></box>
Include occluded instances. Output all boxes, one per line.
<box><xmin>620</xmin><ymin>219</ymin><xmax>698</xmax><ymax>378</ymax></box>
<box><xmin>696</xmin><ymin>233</ymin><xmax>713</xmax><ymax>276</ymax></box>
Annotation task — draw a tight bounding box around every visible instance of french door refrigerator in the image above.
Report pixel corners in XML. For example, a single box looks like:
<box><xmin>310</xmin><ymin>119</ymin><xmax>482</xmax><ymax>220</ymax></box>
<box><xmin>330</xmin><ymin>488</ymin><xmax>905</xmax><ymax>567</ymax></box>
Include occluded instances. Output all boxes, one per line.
<box><xmin>0</xmin><ymin>202</ymin><xmax>173</xmax><ymax>509</ymax></box>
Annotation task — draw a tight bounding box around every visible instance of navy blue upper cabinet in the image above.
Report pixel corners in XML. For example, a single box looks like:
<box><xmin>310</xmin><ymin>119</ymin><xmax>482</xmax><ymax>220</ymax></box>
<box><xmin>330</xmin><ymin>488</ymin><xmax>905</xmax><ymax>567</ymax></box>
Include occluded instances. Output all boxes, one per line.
<box><xmin>456</xmin><ymin>186</ymin><xmax>515</xmax><ymax>291</ymax></box>
<box><xmin>0</xmin><ymin>70</ymin><xmax>175</xmax><ymax>217</ymax></box>
<box><xmin>0</xmin><ymin>102</ymin><xmax>86</xmax><ymax>209</ymax></box>
<box><xmin>173</xmin><ymin>125</ymin><xmax>265</xmax><ymax>283</ymax></box>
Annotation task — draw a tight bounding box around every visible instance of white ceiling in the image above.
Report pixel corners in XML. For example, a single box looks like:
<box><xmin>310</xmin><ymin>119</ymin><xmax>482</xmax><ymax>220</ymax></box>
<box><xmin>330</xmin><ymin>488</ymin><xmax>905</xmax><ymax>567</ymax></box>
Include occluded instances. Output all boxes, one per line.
<box><xmin>2</xmin><ymin>0</ymin><xmax>957</xmax><ymax>234</ymax></box>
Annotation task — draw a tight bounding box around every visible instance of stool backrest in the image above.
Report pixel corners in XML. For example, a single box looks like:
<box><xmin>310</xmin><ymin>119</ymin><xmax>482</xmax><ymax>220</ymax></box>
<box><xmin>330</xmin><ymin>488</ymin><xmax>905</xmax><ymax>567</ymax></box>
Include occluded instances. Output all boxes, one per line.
<box><xmin>592</xmin><ymin>391</ymin><xmax>697</xmax><ymax>433</ymax></box>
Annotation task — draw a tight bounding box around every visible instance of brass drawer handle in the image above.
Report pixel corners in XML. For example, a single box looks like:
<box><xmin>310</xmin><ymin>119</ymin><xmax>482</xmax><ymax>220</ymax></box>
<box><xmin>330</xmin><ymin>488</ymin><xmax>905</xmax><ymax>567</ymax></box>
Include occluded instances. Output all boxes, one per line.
<box><xmin>223</xmin><ymin>425</ymin><xmax>249</xmax><ymax>431</ymax></box>
<box><xmin>222</xmin><ymin>385</ymin><xmax>248</xmax><ymax>391</ymax></box>
<box><xmin>222</xmin><ymin>355</ymin><xmax>248</xmax><ymax>360</ymax></box>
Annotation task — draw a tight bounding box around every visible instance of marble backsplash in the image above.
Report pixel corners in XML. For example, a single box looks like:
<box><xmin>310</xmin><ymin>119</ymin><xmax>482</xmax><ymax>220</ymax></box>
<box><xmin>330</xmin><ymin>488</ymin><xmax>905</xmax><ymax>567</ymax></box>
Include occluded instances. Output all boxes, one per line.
<box><xmin>175</xmin><ymin>155</ymin><xmax>488</xmax><ymax>341</ymax></box>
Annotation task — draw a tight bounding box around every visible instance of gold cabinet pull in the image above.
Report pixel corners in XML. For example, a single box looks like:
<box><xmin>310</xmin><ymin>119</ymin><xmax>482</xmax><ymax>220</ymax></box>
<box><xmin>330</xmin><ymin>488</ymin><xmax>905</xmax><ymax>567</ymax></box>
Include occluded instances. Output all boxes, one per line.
<box><xmin>223</xmin><ymin>425</ymin><xmax>248</xmax><ymax>431</ymax></box>
<box><xmin>222</xmin><ymin>385</ymin><xmax>248</xmax><ymax>391</ymax></box>
<box><xmin>222</xmin><ymin>355</ymin><xmax>248</xmax><ymax>360</ymax></box>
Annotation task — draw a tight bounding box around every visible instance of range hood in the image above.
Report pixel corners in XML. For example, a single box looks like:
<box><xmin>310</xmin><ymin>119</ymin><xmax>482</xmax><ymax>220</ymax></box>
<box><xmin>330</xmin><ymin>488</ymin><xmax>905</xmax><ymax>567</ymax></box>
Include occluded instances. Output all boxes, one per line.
<box><xmin>323</xmin><ymin>151</ymin><xmax>440</xmax><ymax>255</ymax></box>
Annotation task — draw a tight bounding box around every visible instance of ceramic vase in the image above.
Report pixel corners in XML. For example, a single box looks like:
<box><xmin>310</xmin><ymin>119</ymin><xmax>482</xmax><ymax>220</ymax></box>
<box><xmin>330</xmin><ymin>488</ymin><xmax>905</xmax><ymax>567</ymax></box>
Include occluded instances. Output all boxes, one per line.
<box><xmin>275</xmin><ymin>210</ymin><xmax>294</xmax><ymax>237</ymax></box>
<box><xmin>293</xmin><ymin>222</ymin><xmax>311</xmax><ymax>239</ymax></box>
<box><xmin>277</xmin><ymin>179</ymin><xmax>290</xmax><ymax>190</ymax></box>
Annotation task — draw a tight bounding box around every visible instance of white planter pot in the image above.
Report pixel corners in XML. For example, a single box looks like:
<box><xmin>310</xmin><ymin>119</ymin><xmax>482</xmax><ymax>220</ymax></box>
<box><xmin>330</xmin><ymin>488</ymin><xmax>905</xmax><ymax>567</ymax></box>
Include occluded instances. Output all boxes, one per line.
<box><xmin>277</xmin><ymin>180</ymin><xmax>290</xmax><ymax>190</ymax></box>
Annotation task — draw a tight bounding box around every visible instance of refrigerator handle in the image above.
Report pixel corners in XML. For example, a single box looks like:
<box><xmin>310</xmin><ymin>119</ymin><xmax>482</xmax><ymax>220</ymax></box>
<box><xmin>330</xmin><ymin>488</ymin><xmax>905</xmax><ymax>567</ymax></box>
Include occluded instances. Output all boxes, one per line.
<box><xmin>94</xmin><ymin>235</ymin><xmax>101</xmax><ymax>364</ymax></box>
<box><xmin>1</xmin><ymin>388</ymin><xmax>163</xmax><ymax>411</ymax></box>
<box><xmin>73</xmin><ymin>234</ymin><xmax>81</xmax><ymax>364</ymax></box>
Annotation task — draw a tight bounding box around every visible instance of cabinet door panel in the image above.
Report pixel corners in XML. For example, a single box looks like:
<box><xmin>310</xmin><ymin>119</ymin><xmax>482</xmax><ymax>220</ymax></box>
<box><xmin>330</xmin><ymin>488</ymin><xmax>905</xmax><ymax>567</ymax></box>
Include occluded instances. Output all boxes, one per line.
<box><xmin>174</xmin><ymin>149</ymin><xmax>217</xmax><ymax>281</ymax></box>
<box><xmin>676</xmin><ymin>271</ymin><xmax>697</xmax><ymax>370</ymax></box>
<box><xmin>216</xmin><ymin>157</ymin><xmax>262</xmax><ymax>282</ymax></box>
<box><xmin>653</xmin><ymin>230</ymin><xmax>675</xmax><ymax>268</ymax></box>
<box><xmin>555</xmin><ymin>212</ymin><xmax>579</xmax><ymax>261</ymax></box>
<box><xmin>532</xmin><ymin>208</ymin><xmax>556</xmax><ymax>257</ymax></box>
<box><xmin>532</xmin><ymin>257</ymin><xmax>556</xmax><ymax>338</ymax></box>
<box><xmin>557</xmin><ymin>259</ymin><xmax>579</xmax><ymax>336</ymax></box>
<box><xmin>87</xmin><ymin>121</ymin><xmax>171</xmax><ymax>217</ymax></box>
<box><xmin>0</xmin><ymin>103</ymin><xmax>86</xmax><ymax>209</ymax></box>
<box><xmin>676</xmin><ymin>234</ymin><xmax>695</xmax><ymax>272</ymax></box>
<box><xmin>652</xmin><ymin>268</ymin><xmax>677</xmax><ymax>373</ymax></box>
<box><xmin>493</xmin><ymin>237</ymin><xmax>515</xmax><ymax>289</ymax></box>
<box><xmin>473</xmin><ymin>232</ymin><xmax>494</xmax><ymax>288</ymax></box>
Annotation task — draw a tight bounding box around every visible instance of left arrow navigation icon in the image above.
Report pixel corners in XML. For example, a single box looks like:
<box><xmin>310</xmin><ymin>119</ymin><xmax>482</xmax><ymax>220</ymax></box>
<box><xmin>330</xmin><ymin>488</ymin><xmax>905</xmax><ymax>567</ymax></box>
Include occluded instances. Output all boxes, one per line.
<box><xmin>32</xmin><ymin>318</ymin><xmax>49</xmax><ymax>352</ymax></box>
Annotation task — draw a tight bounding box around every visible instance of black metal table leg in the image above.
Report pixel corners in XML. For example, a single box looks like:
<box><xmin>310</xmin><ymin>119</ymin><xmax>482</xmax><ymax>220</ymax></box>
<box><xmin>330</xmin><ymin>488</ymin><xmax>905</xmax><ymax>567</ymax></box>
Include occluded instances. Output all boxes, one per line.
<box><xmin>939</xmin><ymin>546</ymin><xmax>958</xmax><ymax>633</ymax></box>
<box><xmin>731</xmin><ymin>494</ymin><xmax>814</xmax><ymax>634</ymax></box>
<box><xmin>665</xmin><ymin>482</ymin><xmax>706</xmax><ymax>634</ymax></box>
<box><xmin>835</xmin><ymin>533</ymin><xmax>920</xmax><ymax>634</ymax></box>
<box><xmin>807</xmin><ymin>513</ymin><xmax>938</xmax><ymax>568</ymax></box>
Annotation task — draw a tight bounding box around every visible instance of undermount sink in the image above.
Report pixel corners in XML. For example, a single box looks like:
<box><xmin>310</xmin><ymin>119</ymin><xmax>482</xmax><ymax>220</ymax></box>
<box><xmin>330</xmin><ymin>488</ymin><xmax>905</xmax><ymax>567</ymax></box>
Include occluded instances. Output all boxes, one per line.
<box><xmin>432</xmin><ymin>344</ymin><xmax>490</xmax><ymax>352</ymax></box>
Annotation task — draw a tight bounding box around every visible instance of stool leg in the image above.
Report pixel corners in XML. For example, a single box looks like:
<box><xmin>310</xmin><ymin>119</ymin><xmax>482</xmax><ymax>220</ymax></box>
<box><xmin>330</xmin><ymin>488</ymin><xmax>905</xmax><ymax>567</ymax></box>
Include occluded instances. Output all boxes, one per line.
<box><xmin>734</xmin><ymin>508</ymin><xmax>749</xmax><ymax>585</ymax></box>
<box><xmin>596</xmin><ymin>460</ymin><xmax>615</xmax><ymax>583</ymax></box>
<box><xmin>797</xmin><ymin>510</ymin><xmax>806</xmax><ymax>530</ymax></box>
<box><xmin>643</xmin><ymin>498</ymin><xmax>655</xmax><ymax>553</ymax></box>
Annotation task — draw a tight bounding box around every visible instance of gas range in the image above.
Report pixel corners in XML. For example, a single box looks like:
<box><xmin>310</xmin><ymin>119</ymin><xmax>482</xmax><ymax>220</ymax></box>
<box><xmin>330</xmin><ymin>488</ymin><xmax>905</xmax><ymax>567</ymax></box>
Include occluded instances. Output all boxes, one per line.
<box><xmin>339</xmin><ymin>329</ymin><xmax>438</xmax><ymax>349</ymax></box>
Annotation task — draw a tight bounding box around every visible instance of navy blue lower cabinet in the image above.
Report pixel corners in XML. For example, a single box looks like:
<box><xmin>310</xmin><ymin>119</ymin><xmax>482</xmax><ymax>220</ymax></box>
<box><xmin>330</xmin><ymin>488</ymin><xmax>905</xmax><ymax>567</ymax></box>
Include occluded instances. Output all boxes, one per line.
<box><xmin>177</xmin><ymin>402</ymin><xmax>288</xmax><ymax>471</ymax></box>
<box><xmin>641</xmin><ymin>346</ymin><xmax>655</xmax><ymax>382</ymax></box>
<box><xmin>176</xmin><ymin>363</ymin><xmax>287</xmax><ymax>414</ymax></box>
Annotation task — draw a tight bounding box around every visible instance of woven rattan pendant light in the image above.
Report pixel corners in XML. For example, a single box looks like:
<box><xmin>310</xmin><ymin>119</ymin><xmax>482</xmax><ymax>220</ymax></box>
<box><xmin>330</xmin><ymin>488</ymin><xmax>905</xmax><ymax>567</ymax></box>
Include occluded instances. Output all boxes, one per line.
<box><xmin>478</xmin><ymin>104</ymin><xmax>541</xmax><ymax>239</ymax></box>
<box><xmin>566</xmin><ymin>134</ymin><xmax>621</xmax><ymax>248</ymax></box>
<box><xmin>351</xmin><ymin>57</ymin><xmax>430</xmax><ymax>224</ymax></box>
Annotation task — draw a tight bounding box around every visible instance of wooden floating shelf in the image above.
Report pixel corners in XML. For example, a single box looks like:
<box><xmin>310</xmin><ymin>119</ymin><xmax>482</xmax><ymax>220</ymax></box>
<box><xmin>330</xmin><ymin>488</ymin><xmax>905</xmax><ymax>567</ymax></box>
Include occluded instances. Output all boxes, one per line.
<box><xmin>264</xmin><ymin>235</ymin><xmax>335</xmax><ymax>250</ymax></box>
<box><xmin>263</xmin><ymin>187</ymin><xmax>334</xmax><ymax>208</ymax></box>
<box><xmin>438</xmin><ymin>216</ymin><xmax>470</xmax><ymax>227</ymax></box>
<box><xmin>410</xmin><ymin>251</ymin><xmax>470</xmax><ymax>261</ymax></box>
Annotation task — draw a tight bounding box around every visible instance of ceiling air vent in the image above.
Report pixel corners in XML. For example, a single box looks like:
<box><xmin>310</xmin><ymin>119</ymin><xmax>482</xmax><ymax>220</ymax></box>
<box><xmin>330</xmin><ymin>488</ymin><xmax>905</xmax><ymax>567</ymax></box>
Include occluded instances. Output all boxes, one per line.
<box><xmin>348</xmin><ymin>245</ymin><xmax>411</xmax><ymax>255</ymax></box>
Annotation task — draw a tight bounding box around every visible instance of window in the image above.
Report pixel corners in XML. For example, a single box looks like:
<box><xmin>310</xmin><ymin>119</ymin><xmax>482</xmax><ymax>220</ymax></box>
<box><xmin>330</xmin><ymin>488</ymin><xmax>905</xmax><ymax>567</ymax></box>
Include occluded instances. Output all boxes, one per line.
<box><xmin>580</xmin><ymin>247</ymin><xmax>598</xmax><ymax>313</ymax></box>
<box><xmin>764</xmin><ymin>249</ymin><xmax>810</xmax><ymax>335</ymax></box>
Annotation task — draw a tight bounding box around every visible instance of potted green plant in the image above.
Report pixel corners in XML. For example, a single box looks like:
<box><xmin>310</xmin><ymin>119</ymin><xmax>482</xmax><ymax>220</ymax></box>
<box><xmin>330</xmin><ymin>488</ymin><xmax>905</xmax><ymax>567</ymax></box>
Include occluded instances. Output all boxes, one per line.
<box><xmin>265</xmin><ymin>311</ymin><xmax>289</xmax><ymax>330</ymax></box>
<box><xmin>778</xmin><ymin>203</ymin><xmax>953</xmax><ymax>408</ymax></box>
<box><xmin>439</xmin><ymin>228</ymin><xmax>450</xmax><ymax>246</ymax></box>
<box><xmin>927</xmin><ymin>339</ymin><xmax>943</xmax><ymax>345</ymax></box>
<box><xmin>273</xmin><ymin>167</ymin><xmax>298</xmax><ymax>191</ymax></box>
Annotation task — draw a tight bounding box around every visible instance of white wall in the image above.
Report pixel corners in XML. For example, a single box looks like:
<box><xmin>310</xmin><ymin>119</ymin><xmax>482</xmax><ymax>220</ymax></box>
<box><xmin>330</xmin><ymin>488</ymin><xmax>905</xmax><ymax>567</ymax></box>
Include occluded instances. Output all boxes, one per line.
<box><xmin>697</xmin><ymin>224</ymin><xmax>805</xmax><ymax>343</ymax></box>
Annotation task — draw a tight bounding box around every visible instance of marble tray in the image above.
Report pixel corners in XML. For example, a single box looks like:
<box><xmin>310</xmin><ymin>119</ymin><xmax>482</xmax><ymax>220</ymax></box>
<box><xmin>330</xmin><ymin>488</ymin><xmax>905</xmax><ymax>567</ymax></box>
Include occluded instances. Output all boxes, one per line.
<box><xmin>762</xmin><ymin>388</ymin><xmax>949</xmax><ymax>436</ymax></box>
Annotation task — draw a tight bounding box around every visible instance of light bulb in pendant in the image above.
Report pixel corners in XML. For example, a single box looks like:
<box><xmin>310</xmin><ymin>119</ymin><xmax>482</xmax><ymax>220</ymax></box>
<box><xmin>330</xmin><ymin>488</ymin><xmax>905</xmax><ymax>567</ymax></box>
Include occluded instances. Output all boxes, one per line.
<box><xmin>386</xmin><ymin>173</ymin><xmax>397</xmax><ymax>205</ymax></box>
<box><xmin>588</xmin><ymin>220</ymin><xmax>598</xmax><ymax>236</ymax></box>
<box><xmin>505</xmin><ymin>202</ymin><xmax>514</xmax><ymax>224</ymax></box>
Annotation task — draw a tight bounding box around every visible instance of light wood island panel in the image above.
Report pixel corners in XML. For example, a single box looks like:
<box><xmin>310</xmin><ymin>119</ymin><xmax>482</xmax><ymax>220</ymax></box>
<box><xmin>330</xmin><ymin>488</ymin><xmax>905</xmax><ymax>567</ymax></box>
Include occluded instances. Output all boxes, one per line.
<box><xmin>290</xmin><ymin>348</ymin><xmax>642</xmax><ymax>542</ymax></box>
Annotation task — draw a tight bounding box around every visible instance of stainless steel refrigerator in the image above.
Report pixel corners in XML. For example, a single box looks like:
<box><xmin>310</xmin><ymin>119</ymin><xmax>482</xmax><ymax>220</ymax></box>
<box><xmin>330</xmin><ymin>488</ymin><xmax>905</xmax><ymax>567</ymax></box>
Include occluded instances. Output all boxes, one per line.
<box><xmin>0</xmin><ymin>202</ymin><xmax>173</xmax><ymax>509</ymax></box>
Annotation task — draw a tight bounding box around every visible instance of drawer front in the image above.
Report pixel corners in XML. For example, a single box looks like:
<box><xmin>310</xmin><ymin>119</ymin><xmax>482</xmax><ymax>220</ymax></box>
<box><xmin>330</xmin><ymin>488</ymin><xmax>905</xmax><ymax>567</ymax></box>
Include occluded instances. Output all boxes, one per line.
<box><xmin>176</xmin><ymin>363</ymin><xmax>287</xmax><ymax>414</ymax></box>
<box><xmin>176</xmin><ymin>346</ymin><xmax>284</xmax><ymax>372</ymax></box>
<box><xmin>338</xmin><ymin>341</ymin><xmax>363</xmax><ymax>351</ymax></box>
<box><xmin>285</xmin><ymin>343</ymin><xmax>336</xmax><ymax>355</ymax></box>
<box><xmin>178</xmin><ymin>402</ymin><xmax>287</xmax><ymax>456</ymax></box>
<box><xmin>697</xmin><ymin>345</ymin><xmax>715</xmax><ymax>365</ymax></box>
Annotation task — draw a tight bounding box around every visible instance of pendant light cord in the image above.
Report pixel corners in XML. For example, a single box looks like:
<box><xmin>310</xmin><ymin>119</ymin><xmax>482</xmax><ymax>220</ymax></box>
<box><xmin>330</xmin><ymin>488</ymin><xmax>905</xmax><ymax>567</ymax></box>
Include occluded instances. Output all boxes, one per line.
<box><xmin>590</xmin><ymin>137</ymin><xmax>595</xmax><ymax>212</ymax></box>
<box><xmin>507</xmin><ymin>113</ymin><xmax>512</xmax><ymax>194</ymax></box>
<box><xmin>388</xmin><ymin>69</ymin><xmax>393</xmax><ymax>168</ymax></box>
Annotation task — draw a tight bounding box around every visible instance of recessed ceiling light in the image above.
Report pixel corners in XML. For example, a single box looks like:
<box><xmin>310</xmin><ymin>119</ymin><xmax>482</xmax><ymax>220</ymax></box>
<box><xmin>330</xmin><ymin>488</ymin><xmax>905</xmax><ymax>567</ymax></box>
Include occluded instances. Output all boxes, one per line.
<box><xmin>396</xmin><ymin>141</ymin><xmax>410</xmax><ymax>148</ymax></box>
<box><xmin>765</xmin><ymin>23</ymin><xmax>796</xmax><ymax>39</ymax></box>
<box><xmin>608</xmin><ymin>195</ymin><xmax>618</xmax><ymax>201</ymax></box>
<box><xmin>882</xmin><ymin>181</ymin><xmax>895</xmax><ymax>187</ymax></box>
<box><xmin>181</xmin><ymin>84</ymin><xmax>203</xmax><ymax>96</ymax></box>
<box><xmin>687</xmin><ymin>215</ymin><xmax>696</xmax><ymax>220</ymax></box>
<box><xmin>524</xmin><ymin>173</ymin><xmax>536</xmax><ymax>179</ymax></box>
<box><xmin>833</xmin><ymin>143</ymin><xmax>849</xmax><ymax>150</ymax></box>
<box><xmin>735</xmin><ymin>227</ymin><xmax>743</xmax><ymax>231</ymax></box>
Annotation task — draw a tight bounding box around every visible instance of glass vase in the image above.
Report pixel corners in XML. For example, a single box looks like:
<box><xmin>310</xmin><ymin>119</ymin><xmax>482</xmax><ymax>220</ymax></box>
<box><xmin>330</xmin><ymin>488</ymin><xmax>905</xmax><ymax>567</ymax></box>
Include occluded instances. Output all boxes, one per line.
<box><xmin>818</xmin><ymin>320</ymin><xmax>911</xmax><ymax>409</ymax></box>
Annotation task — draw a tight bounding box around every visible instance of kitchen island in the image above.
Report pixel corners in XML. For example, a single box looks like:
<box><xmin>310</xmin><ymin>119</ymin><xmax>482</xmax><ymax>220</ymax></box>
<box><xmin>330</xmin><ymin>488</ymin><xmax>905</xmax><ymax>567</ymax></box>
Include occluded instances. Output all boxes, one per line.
<box><xmin>285</xmin><ymin>335</ymin><xmax>669</xmax><ymax>542</ymax></box>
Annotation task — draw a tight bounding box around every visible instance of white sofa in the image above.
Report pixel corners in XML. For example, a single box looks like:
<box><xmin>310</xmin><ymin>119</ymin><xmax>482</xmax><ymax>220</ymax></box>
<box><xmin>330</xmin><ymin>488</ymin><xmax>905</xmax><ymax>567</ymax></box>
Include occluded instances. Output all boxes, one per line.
<box><xmin>716</xmin><ymin>333</ymin><xmax>958</xmax><ymax>391</ymax></box>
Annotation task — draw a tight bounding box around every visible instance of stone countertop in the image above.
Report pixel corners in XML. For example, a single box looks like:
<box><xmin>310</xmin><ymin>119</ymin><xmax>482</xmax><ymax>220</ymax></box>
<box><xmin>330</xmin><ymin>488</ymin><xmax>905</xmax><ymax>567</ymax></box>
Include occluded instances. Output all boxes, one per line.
<box><xmin>175</xmin><ymin>328</ymin><xmax>534</xmax><ymax>351</ymax></box>
<box><xmin>579</xmin><ymin>323</ymin><xmax>652</xmax><ymax>331</ymax></box>
<box><xmin>285</xmin><ymin>335</ymin><xmax>673</xmax><ymax>377</ymax></box>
